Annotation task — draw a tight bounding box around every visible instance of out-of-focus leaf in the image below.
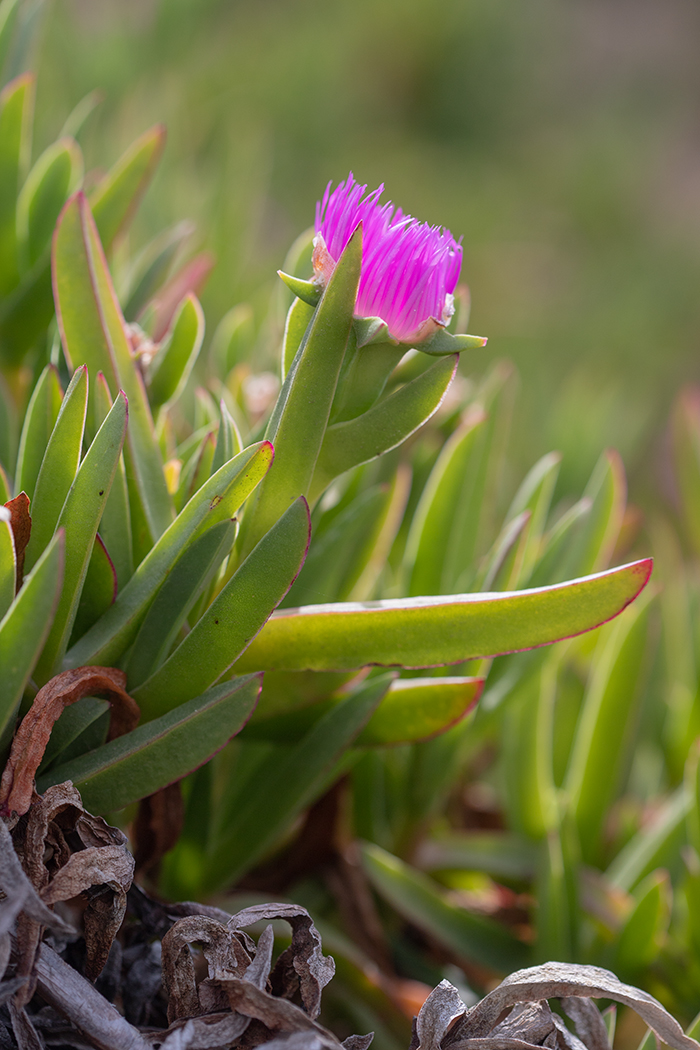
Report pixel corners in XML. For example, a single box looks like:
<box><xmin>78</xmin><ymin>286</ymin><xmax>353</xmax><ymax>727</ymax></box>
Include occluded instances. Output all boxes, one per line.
<box><xmin>68</xmin><ymin>535</ymin><xmax>117</xmax><ymax>647</ymax></box>
<box><xmin>148</xmin><ymin>293</ymin><xmax>204</xmax><ymax>410</ymax></box>
<box><xmin>212</xmin><ymin>302</ymin><xmax>255</xmax><ymax>375</ymax></box>
<box><xmin>14</xmin><ymin>362</ymin><xmax>62</xmax><ymax>501</ymax></box>
<box><xmin>132</xmin><ymin>496</ymin><xmax>311</xmax><ymax>720</ymax></box>
<box><xmin>672</xmin><ymin>388</ymin><xmax>700</xmax><ymax>558</ymax></box>
<box><xmin>0</xmin><ymin>72</ymin><xmax>33</xmax><ymax>296</ymax></box>
<box><xmin>477</xmin><ymin>510</ymin><xmax>531</xmax><ymax>592</ymax></box>
<box><xmin>93</xmin><ymin>370</ymin><xmax>133</xmax><ymax>589</ymax></box>
<box><xmin>310</xmin><ymin>354</ymin><xmax>458</xmax><ymax>502</ymax></box>
<box><xmin>151</xmin><ymin>252</ymin><xmax>214</xmax><ymax>342</ymax></box>
<box><xmin>211</xmin><ymin>399</ymin><xmax>242</xmax><ymax>476</ymax></box>
<box><xmin>613</xmin><ymin>870</ymin><xmax>671</xmax><ymax>977</ymax></box>
<box><xmin>416</xmin><ymin>830</ymin><xmax>539</xmax><ymax>881</ymax></box>
<box><xmin>535</xmin><ymin>822</ymin><xmax>578</xmax><ymax>961</ymax></box>
<box><xmin>0</xmin><ymin>373</ymin><xmax>16</xmax><ymax>471</ymax></box>
<box><xmin>565</xmin><ymin>590</ymin><xmax>653</xmax><ymax>862</ymax></box>
<box><xmin>607</xmin><ymin>788</ymin><xmax>689</xmax><ymax>892</ymax></box>
<box><xmin>64</xmin><ymin>441</ymin><xmax>274</xmax><ymax>669</ymax></box>
<box><xmin>203</xmin><ymin>673</ymin><xmax>391</xmax><ymax>892</ymax></box>
<box><xmin>34</xmin><ymin>392</ymin><xmax>127</xmax><ymax>683</ymax></box>
<box><xmin>0</xmin><ymin>0</ymin><xmax>22</xmax><ymax>79</ymax></box>
<box><xmin>123</xmin><ymin>219</ymin><xmax>193</xmax><ymax>321</ymax></box>
<box><xmin>89</xmin><ymin>124</ymin><xmax>165</xmax><ymax>251</ymax></box>
<box><xmin>0</xmin><ymin>508</ymin><xmax>14</xmax><ymax>619</ymax></box>
<box><xmin>60</xmin><ymin>89</ymin><xmax>101</xmax><ymax>139</ymax></box>
<box><xmin>125</xmin><ymin>519</ymin><xmax>236</xmax><ymax>688</ymax></box>
<box><xmin>24</xmin><ymin>364</ymin><xmax>87</xmax><ymax>573</ymax></box>
<box><xmin>361</xmin><ymin>841</ymin><xmax>531</xmax><ymax>972</ymax></box>
<box><xmin>53</xmin><ymin>191</ymin><xmax>173</xmax><ymax>542</ymax></box>
<box><xmin>239</xmin><ymin>228</ymin><xmax>361</xmax><ymax>559</ymax></box>
<box><xmin>17</xmin><ymin>136</ymin><xmax>82</xmax><ymax>269</ymax></box>
<box><xmin>174</xmin><ymin>429</ymin><xmax>215</xmax><ymax>512</ymax></box>
<box><xmin>527</xmin><ymin>498</ymin><xmax>592</xmax><ymax>589</ymax></box>
<box><xmin>235</xmin><ymin>559</ymin><xmax>652</xmax><ymax>673</ymax></box>
<box><xmin>0</xmin><ymin>531</ymin><xmax>63</xmax><ymax>749</ymax></box>
<box><xmin>504</xmin><ymin>451</ymin><xmax>561</xmax><ymax>586</ymax></box>
<box><xmin>37</xmin><ymin>674</ymin><xmax>262</xmax><ymax>813</ymax></box>
<box><xmin>331</xmin><ymin>341</ymin><xmax>405</xmax><ymax>423</ymax></box>
<box><xmin>559</xmin><ymin>450</ymin><xmax>626</xmax><ymax>578</ymax></box>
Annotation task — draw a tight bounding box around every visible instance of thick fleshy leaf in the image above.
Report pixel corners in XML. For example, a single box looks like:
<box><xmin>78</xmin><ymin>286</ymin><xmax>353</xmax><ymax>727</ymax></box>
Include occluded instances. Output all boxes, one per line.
<box><xmin>64</xmin><ymin>441</ymin><xmax>274</xmax><ymax>669</ymax></box>
<box><xmin>37</xmin><ymin>674</ymin><xmax>262</xmax><ymax>813</ymax></box>
<box><xmin>245</xmin><ymin>675</ymin><xmax>482</xmax><ymax>747</ymax></box>
<box><xmin>0</xmin><ymin>532</ymin><xmax>64</xmax><ymax>749</ymax></box>
<box><xmin>0</xmin><ymin>0</ymin><xmax>22</xmax><ymax>76</ymax></box>
<box><xmin>235</xmin><ymin>559</ymin><xmax>652</xmax><ymax>673</ymax></box>
<box><xmin>0</xmin><ymin>73</ymin><xmax>33</xmax><ymax>296</ymax></box>
<box><xmin>89</xmin><ymin>124</ymin><xmax>165</xmax><ymax>251</ymax></box>
<box><xmin>565</xmin><ymin>590</ymin><xmax>653</xmax><ymax>862</ymax></box>
<box><xmin>174</xmin><ymin>429</ymin><xmax>215</xmax><ymax>512</ymax></box>
<box><xmin>503</xmin><ymin>451</ymin><xmax>561</xmax><ymax>587</ymax></box>
<box><xmin>361</xmin><ymin>842</ymin><xmax>531</xmax><ymax>972</ymax></box>
<box><xmin>310</xmin><ymin>354</ymin><xmax>457</xmax><ymax>501</ymax></box>
<box><xmin>210</xmin><ymin>399</ymin><xmax>242</xmax><ymax>477</ymax></box>
<box><xmin>202</xmin><ymin>673</ymin><xmax>391</xmax><ymax>892</ymax></box>
<box><xmin>93</xmin><ymin>371</ymin><xmax>133</xmax><ymax>589</ymax></box>
<box><xmin>330</xmin><ymin>340</ymin><xmax>404</xmax><ymax>424</ymax></box>
<box><xmin>53</xmin><ymin>191</ymin><xmax>173</xmax><ymax>542</ymax></box>
<box><xmin>125</xmin><ymin>519</ymin><xmax>236</xmax><ymax>688</ymax></box>
<box><xmin>38</xmin><ymin>696</ymin><xmax>109</xmax><ymax>772</ymax></box>
<box><xmin>148</xmin><ymin>293</ymin><xmax>205</xmax><ymax>410</ymax></box>
<box><xmin>34</xmin><ymin>392</ymin><xmax>127</xmax><ymax>683</ymax></box>
<box><xmin>132</xmin><ymin>496</ymin><xmax>311</xmax><ymax>720</ymax></box>
<box><xmin>24</xmin><ymin>364</ymin><xmax>87</xmax><ymax>573</ymax></box>
<box><xmin>17</xmin><ymin>136</ymin><xmax>82</xmax><ymax>269</ymax></box>
<box><xmin>238</xmin><ymin>228</ymin><xmax>361</xmax><ymax>559</ymax></box>
<box><xmin>14</xmin><ymin>363</ymin><xmax>62</xmax><ymax>501</ymax></box>
<box><xmin>559</xmin><ymin>450</ymin><xmax>626</xmax><ymax>578</ymax></box>
<box><xmin>281</xmin><ymin>296</ymin><xmax>314</xmax><ymax>380</ymax></box>
<box><xmin>613</xmin><ymin>871</ymin><xmax>670</xmax><ymax>977</ymax></box>
<box><xmin>68</xmin><ymin>535</ymin><xmax>117</xmax><ymax>647</ymax></box>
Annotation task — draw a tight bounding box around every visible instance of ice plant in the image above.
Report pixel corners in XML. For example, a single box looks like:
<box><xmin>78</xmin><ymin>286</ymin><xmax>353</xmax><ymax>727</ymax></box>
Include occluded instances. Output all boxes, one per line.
<box><xmin>313</xmin><ymin>172</ymin><xmax>463</xmax><ymax>344</ymax></box>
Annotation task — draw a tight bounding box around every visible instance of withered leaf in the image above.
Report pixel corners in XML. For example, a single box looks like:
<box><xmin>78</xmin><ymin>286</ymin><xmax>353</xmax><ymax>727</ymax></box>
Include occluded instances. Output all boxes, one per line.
<box><xmin>133</xmin><ymin>782</ymin><xmax>184</xmax><ymax>877</ymax></box>
<box><xmin>154</xmin><ymin>1012</ymin><xmax>252</xmax><ymax>1050</ymax></box>
<box><xmin>0</xmin><ymin>667</ymin><xmax>140</xmax><ymax>818</ymax></box>
<box><xmin>161</xmin><ymin>915</ymin><xmax>245</xmax><ymax>1023</ymax></box>
<box><xmin>415</xmin><ymin>980</ymin><xmax>467</xmax><ymax>1050</ymax></box>
<box><xmin>491</xmin><ymin>1003</ymin><xmax>556</xmax><ymax>1046</ymax></box>
<box><xmin>4</xmin><ymin>492</ymin><xmax>31</xmax><ymax>594</ymax></box>
<box><xmin>460</xmin><ymin>963</ymin><xmax>700</xmax><ymax>1050</ymax></box>
<box><xmin>549</xmin><ymin>1014</ymin><xmax>588</xmax><ymax>1050</ymax></box>
<box><xmin>561</xmin><ymin>998</ymin><xmax>610</xmax><ymax>1050</ymax></box>
<box><xmin>228</xmin><ymin>904</ymin><xmax>335</xmax><ymax>1019</ymax></box>
<box><xmin>7</xmin><ymin>999</ymin><xmax>42</xmax><ymax>1050</ymax></box>
<box><xmin>341</xmin><ymin>1036</ymin><xmax>374</xmax><ymax>1050</ymax></box>
<box><xmin>221</xmin><ymin>979</ymin><xmax>343</xmax><ymax>1048</ymax></box>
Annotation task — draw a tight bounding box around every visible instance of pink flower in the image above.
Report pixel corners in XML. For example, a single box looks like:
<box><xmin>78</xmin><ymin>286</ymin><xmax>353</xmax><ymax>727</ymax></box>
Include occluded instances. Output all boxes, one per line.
<box><xmin>314</xmin><ymin>173</ymin><xmax>463</xmax><ymax>345</ymax></box>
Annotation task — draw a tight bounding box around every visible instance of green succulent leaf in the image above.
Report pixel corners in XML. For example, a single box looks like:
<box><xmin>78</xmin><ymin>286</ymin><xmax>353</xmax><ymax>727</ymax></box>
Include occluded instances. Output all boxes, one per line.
<box><xmin>281</xmin><ymin>296</ymin><xmax>314</xmax><ymax>381</ymax></box>
<box><xmin>0</xmin><ymin>72</ymin><xmax>33</xmax><ymax>297</ymax></box>
<box><xmin>39</xmin><ymin>696</ymin><xmax>109</xmax><ymax>772</ymax></box>
<box><xmin>37</xmin><ymin>674</ymin><xmax>263</xmax><ymax>814</ymax></box>
<box><xmin>17</xmin><ymin>136</ymin><xmax>82</xmax><ymax>270</ymax></box>
<box><xmin>607</xmin><ymin>787</ymin><xmax>689</xmax><ymax>893</ymax></box>
<box><xmin>203</xmin><ymin>672</ymin><xmax>391</xmax><ymax>892</ymax></box>
<box><xmin>68</xmin><ymin>534</ymin><xmax>116</xmax><ymax>647</ymax></box>
<box><xmin>93</xmin><ymin>371</ymin><xmax>133</xmax><ymax>589</ymax></box>
<box><xmin>64</xmin><ymin>441</ymin><xmax>274</xmax><ymax>669</ymax></box>
<box><xmin>0</xmin><ymin>531</ymin><xmax>64</xmax><ymax>750</ymax></box>
<box><xmin>310</xmin><ymin>353</ymin><xmax>457</xmax><ymax>501</ymax></box>
<box><xmin>132</xmin><ymin>495</ymin><xmax>311</xmax><ymax>720</ymax></box>
<box><xmin>34</xmin><ymin>391</ymin><xmax>128</xmax><ymax>683</ymax></box>
<box><xmin>210</xmin><ymin>400</ymin><xmax>242</xmax><ymax>477</ymax></box>
<box><xmin>235</xmin><ymin>560</ymin><xmax>652</xmax><ymax>673</ymax></box>
<box><xmin>613</xmin><ymin>871</ymin><xmax>671</xmax><ymax>977</ymax></box>
<box><xmin>125</xmin><ymin>518</ymin><xmax>236</xmax><ymax>688</ymax></box>
<box><xmin>14</xmin><ymin>363</ymin><xmax>63</xmax><ymax>501</ymax></box>
<box><xmin>89</xmin><ymin>124</ymin><xmax>165</xmax><ymax>251</ymax></box>
<box><xmin>277</xmin><ymin>270</ymin><xmax>320</xmax><ymax>307</ymax></box>
<box><xmin>361</xmin><ymin>842</ymin><xmax>531</xmax><ymax>972</ymax></box>
<box><xmin>0</xmin><ymin>511</ymin><xmax>14</xmax><ymax>620</ymax></box>
<box><xmin>53</xmin><ymin>191</ymin><xmax>173</xmax><ymax>542</ymax></box>
<box><xmin>239</xmin><ymin>227</ymin><xmax>362</xmax><ymax>558</ymax></box>
<box><xmin>0</xmin><ymin>0</ymin><xmax>22</xmax><ymax>78</ymax></box>
<box><xmin>24</xmin><ymin>364</ymin><xmax>87</xmax><ymax>573</ymax></box>
<box><xmin>148</xmin><ymin>293</ymin><xmax>205</xmax><ymax>410</ymax></box>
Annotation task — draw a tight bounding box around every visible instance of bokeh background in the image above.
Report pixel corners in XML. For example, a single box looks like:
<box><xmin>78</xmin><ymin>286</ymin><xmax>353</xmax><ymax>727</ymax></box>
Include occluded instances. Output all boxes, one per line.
<box><xmin>35</xmin><ymin>0</ymin><xmax>700</xmax><ymax>501</ymax></box>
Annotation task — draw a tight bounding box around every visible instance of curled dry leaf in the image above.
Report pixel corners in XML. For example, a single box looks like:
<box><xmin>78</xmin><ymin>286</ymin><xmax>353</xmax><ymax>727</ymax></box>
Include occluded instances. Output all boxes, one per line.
<box><xmin>4</xmin><ymin>492</ymin><xmax>32</xmax><ymax>593</ymax></box>
<box><xmin>0</xmin><ymin>666</ymin><xmax>140</xmax><ymax>819</ymax></box>
<box><xmin>414</xmin><ymin>979</ymin><xmax>467</xmax><ymax>1050</ymax></box>
<box><xmin>161</xmin><ymin>915</ymin><xmax>250</xmax><ymax>1023</ymax></box>
<box><xmin>228</xmin><ymin>904</ymin><xmax>336</xmax><ymax>1019</ymax></box>
<box><xmin>133</xmin><ymin>783</ymin><xmax>185</xmax><ymax>878</ymax></box>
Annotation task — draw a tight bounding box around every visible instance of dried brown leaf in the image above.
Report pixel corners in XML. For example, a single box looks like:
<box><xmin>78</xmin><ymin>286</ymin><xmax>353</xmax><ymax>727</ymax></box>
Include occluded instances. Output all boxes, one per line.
<box><xmin>0</xmin><ymin>667</ymin><xmax>140</xmax><ymax>818</ymax></box>
<box><xmin>4</xmin><ymin>493</ymin><xmax>31</xmax><ymax>593</ymax></box>
<box><xmin>222</xmin><ymin>979</ymin><xmax>341</xmax><ymax>1048</ymax></box>
<box><xmin>153</xmin><ymin>1012</ymin><xmax>251</xmax><ymax>1050</ymax></box>
<box><xmin>161</xmin><ymin>915</ymin><xmax>245</xmax><ymax>1023</ymax></box>
<box><xmin>133</xmin><ymin>783</ymin><xmax>184</xmax><ymax>877</ymax></box>
<box><xmin>560</xmin><ymin>998</ymin><xmax>610</xmax><ymax>1050</ymax></box>
<box><xmin>7</xmin><ymin>999</ymin><xmax>42</xmax><ymax>1050</ymax></box>
<box><xmin>492</xmin><ymin>1003</ymin><xmax>556</xmax><ymax>1046</ymax></box>
<box><xmin>341</xmin><ymin>1037</ymin><xmax>374</xmax><ymax>1050</ymax></box>
<box><xmin>459</xmin><ymin>963</ymin><xmax>700</xmax><ymax>1050</ymax></box>
<box><xmin>415</xmin><ymin>980</ymin><xmax>467</xmax><ymax>1050</ymax></box>
<box><xmin>229</xmin><ymin>904</ymin><xmax>335</xmax><ymax>1019</ymax></box>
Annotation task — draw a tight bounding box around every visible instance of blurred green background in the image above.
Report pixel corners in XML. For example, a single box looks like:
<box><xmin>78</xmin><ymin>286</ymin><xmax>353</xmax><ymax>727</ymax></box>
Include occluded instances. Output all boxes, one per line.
<box><xmin>35</xmin><ymin>0</ymin><xmax>700</xmax><ymax>500</ymax></box>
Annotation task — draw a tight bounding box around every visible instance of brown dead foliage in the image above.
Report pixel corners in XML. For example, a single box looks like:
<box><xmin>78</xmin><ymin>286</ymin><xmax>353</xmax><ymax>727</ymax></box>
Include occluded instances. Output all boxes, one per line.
<box><xmin>4</xmin><ymin>493</ymin><xmax>31</xmax><ymax>593</ymax></box>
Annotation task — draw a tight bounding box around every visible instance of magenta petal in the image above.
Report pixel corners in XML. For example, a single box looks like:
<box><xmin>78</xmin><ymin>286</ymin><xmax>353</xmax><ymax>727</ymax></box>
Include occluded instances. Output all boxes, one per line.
<box><xmin>315</xmin><ymin>175</ymin><xmax>462</xmax><ymax>344</ymax></box>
